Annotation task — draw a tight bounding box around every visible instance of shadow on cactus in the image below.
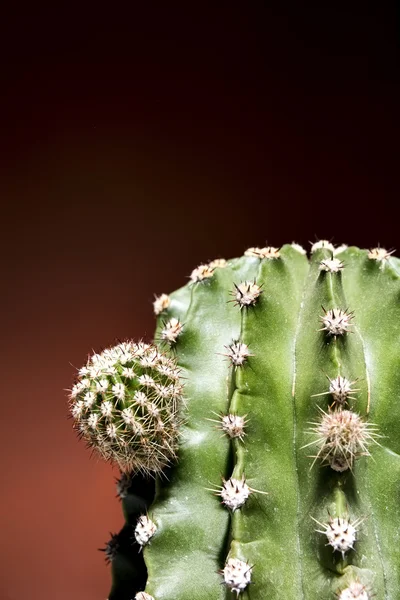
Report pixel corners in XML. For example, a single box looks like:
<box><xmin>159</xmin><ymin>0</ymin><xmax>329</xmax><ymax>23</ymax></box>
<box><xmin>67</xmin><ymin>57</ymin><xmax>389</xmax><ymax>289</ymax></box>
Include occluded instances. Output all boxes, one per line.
<box><xmin>68</xmin><ymin>242</ymin><xmax>400</xmax><ymax>600</ymax></box>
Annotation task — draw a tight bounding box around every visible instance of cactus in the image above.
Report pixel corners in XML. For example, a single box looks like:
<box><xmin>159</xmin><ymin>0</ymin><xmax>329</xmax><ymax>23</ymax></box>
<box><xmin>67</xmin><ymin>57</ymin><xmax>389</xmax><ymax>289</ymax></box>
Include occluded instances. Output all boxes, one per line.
<box><xmin>69</xmin><ymin>242</ymin><xmax>400</xmax><ymax>600</ymax></box>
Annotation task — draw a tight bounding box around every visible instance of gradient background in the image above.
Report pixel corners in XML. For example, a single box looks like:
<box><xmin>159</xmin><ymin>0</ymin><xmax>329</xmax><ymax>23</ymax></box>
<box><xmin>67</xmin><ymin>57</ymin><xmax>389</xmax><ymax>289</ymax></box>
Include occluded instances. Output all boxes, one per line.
<box><xmin>1</xmin><ymin>5</ymin><xmax>399</xmax><ymax>599</ymax></box>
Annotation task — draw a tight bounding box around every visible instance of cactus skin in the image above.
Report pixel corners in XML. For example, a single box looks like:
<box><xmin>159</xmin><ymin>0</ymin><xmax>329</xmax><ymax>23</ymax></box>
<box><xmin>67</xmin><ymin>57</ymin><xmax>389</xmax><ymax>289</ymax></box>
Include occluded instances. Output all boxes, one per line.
<box><xmin>70</xmin><ymin>243</ymin><xmax>400</xmax><ymax>599</ymax></box>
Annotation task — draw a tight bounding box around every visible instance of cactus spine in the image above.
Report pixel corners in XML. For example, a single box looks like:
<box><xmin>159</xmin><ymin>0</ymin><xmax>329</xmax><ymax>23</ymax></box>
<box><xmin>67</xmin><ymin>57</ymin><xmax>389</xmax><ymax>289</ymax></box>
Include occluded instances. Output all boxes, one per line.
<box><xmin>69</xmin><ymin>243</ymin><xmax>400</xmax><ymax>599</ymax></box>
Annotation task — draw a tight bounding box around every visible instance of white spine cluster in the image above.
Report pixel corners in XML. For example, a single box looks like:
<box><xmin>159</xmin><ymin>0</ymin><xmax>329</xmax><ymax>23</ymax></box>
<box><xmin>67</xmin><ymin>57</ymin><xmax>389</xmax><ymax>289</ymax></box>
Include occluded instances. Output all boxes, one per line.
<box><xmin>244</xmin><ymin>246</ymin><xmax>280</xmax><ymax>259</ymax></box>
<box><xmin>190</xmin><ymin>264</ymin><xmax>215</xmax><ymax>282</ymax></box>
<box><xmin>153</xmin><ymin>293</ymin><xmax>171</xmax><ymax>316</ymax></box>
<box><xmin>233</xmin><ymin>281</ymin><xmax>262</xmax><ymax>308</ymax></box>
<box><xmin>329</xmin><ymin>376</ymin><xmax>359</xmax><ymax>406</ymax></box>
<box><xmin>311</xmin><ymin>240</ymin><xmax>335</xmax><ymax>253</ymax></box>
<box><xmin>220</xmin><ymin>414</ymin><xmax>247</xmax><ymax>439</ymax></box>
<box><xmin>338</xmin><ymin>582</ymin><xmax>370</xmax><ymax>600</ymax></box>
<box><xmin>319</xmin><ymin>308</ymin><xmax>353</xmax><ymax>336</ymax></box>
<box><xmin>135</xmin><ymin>592</ymin><xmax>155</xmax><ymax>600</ymax></box>
<box><xmin>368</xmin><ymin>247</ymin><xmax>394</xmax><ymax>268</ymax></box>
<box><xmin>307</xmin><ymin>408</ymin><xmax>379</xmax><ymax>471</ymax></box>
<box><xmin>319</xmin><ymin>258</ymin><xmax>344</xmax><ymax>273</ymax></box>
<box><xmin>224</xmin><ymin>342</ymin><xmax>252</xmax><ymax>366</ymax></box>
<box><xmin>314</xmin><ymin>515</ymin><xmax>362</xmax><ymax>559</ymax></box>
<box><xmin>312</xmin><ymin>375</ymin><xmax>359</xmax><ymax>408</ymax></box>
<box><xmin>333</xmin><ymin>244</ymin><xmax>348</xmax><ymax>255</ymax></box>
<box><xmin>160</xmin><ymin>318</ymin><xmax>183</xmax><ymax>345</ymax></box>
<box><xmin>222</xmin><ymin>558</ymin><xmax>252</xmax><ymax>595</ymax></box>
<box><xmin>219</xmin><ymin>477</ymin><xmax>251</xmax><ymax>511</ymax></box>
<box><xmin>209</xmin><ymin>258</ymin><xmax>227</xmax><ymax>269</ymax></box>
<box><xmin>134</xmin><ymin>516</ymin><xmax>157</xmax><ymax>547</ymax></box>
<box><xmin>291</xmin><ymin>242</ymin><xmax>307</xmax><ymax>255</ymax></box>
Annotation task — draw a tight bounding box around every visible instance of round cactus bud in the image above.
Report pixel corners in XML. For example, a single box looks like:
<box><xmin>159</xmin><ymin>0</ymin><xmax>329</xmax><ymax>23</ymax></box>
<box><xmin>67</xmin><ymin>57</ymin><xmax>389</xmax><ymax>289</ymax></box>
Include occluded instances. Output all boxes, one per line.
<box><xmin>69</xmin><ymin>341</ymin><xmax>183</xmax><ymax>474</ymax></box>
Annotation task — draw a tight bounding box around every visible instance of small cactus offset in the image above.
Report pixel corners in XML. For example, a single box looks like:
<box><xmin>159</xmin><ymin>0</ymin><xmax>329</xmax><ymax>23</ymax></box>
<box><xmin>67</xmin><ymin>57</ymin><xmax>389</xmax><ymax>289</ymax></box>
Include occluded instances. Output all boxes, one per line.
<box><xmin>69</xmin><ymin>242</ymin><xmax>400</xmax><ymax>600</ymax></box>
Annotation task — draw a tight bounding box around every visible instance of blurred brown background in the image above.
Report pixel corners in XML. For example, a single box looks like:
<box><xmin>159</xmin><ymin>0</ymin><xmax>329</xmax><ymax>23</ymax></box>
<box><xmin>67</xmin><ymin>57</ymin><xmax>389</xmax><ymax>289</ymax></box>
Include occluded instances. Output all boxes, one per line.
<box><xmin>1</xmin><ymin>4</ymin><xmax>399</xmax><ymax>599</ymax></box>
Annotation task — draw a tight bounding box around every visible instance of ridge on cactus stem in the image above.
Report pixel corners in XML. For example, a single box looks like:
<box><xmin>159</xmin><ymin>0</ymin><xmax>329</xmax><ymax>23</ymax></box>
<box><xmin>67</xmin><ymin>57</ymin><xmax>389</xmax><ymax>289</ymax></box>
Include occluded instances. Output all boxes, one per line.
<box><xmin>69</xmin><ymin>241</ymin><xmax>400</xmax><ymax>600</ymax></box>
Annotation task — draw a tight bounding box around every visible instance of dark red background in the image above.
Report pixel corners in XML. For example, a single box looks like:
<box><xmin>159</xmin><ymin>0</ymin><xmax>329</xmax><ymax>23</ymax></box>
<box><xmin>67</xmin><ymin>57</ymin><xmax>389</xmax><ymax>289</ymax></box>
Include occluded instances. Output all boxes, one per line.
<box><xmin>1</xmin><ymin>5</ymin><xmax>399</xmax><ymax>599</ymax></box>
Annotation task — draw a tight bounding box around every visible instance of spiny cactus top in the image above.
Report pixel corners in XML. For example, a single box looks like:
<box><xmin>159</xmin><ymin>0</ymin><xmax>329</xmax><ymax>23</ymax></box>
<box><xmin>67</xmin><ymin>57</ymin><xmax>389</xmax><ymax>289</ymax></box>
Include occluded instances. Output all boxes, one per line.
<box><xmin>69</xmin><ymin>242</ymin><xmax>400</xmax><ymax>600</ymax></box>
<box><xmin>69</xmin><ymin>341</ymin><xmax>183</xmax><ymax>475</ymax></box>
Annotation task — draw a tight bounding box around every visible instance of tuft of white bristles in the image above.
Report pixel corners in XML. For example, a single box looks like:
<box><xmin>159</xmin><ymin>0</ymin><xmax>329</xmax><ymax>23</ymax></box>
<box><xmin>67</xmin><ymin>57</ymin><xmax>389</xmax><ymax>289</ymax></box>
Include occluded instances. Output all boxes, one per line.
<box><xmin>220</xmin><ymin>414</ymin><xmax>247</xmax><ymax>439</ymax></box>
<box><xmin>291</xmin><ymin>242</ymin><xmax>307</xmax><ymax>255</ymax></box>
<box><xmin>244</xmin><ymin>246</ymin><xmax>280</xmax><ymax>259</ymax></box>
<box><xmin>319</xmin><ymin>258</ymin><xmax>344</xmax><ymax>273</ymax></box>
<box><xmin>333</xmin><ymin>244</ymin><xmax>348</xmax><ymax>255</ymax></box>
<box><xmin>161</xmin><ymin>318</ymin><xmax>183</xmax><ymax>345</ymax></box>
<box><xmin>134</xmin><ymin>516</ymin><xmax>157</xmax><ymax>547</ymax></box>
<box><xmin>233</xmin><ymin>281</ymin><xmax>262</xmax><ymax>308</ymax></box>
<box><xmin>338</xmin><ymin>581</ymin><xmax>370</xmax><ymax>600</ymax></box>
<box><xmin>311</xmin><ymin>240</ymin><xmax>335</xmax><ymax>253</ymax></box>
<box><xmin>311</xmin><ymin>375</ymin><xmax>360</xmax><ymax>408</ymax></box>
<box><xmin>209</xmin><ymin>258</ymin><xmax>227</xmax><ymax>269</ymax></box>
<box><xmin>222</xmin><ymin>557</ymin><xmax>252</xmax><ymax>596</ymax></box>
<box><xmin>153</xmin><ymin>293</ymin><xmax>171</xmax><ymax>315</ymax></box>
<box><xmin>135</xmin><ymin>593</ymin><xmax>155</xmax><ymax>600</ymax></box>
<box><xmin>218</xmin><ymin>477</ymin><xmax>251</xmax><ymax>511</ymax></box>
<box><xmin>305</xmin><ymin>408</ymin><xmax>380</xmax><ymax>471</ymax></box>
<box><xmin>190</xmin><ymin>264</ymin><xmax>214</xmax><ymax>282</ymax></box>
<box><xmin>368</xmin><ymin>247</ymin><xmax>394</xmax><ymax>267</ymax></box>
<box><xmin>319</xmin><ymin>308</ymin><xmax>353</xmax><ymax>336</ymax></box>
<box><xmin>224</xmin><ymin>342</ymin><xmax>252</xmax><ymax>366</ymax></box>
<box><xmin>313</xmin><ymin>515</ymin><xmax>363</xmax><ymax>560</ymax></box>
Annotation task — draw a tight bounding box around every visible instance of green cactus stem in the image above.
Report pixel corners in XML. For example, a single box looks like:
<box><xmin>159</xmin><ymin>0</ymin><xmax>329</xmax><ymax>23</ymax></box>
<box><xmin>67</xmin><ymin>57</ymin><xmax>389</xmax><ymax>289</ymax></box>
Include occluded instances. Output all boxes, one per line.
<box><xmin>69</xmin><ymin>242</ymin><xmax>400</xmax><ymax>600</ymax></box>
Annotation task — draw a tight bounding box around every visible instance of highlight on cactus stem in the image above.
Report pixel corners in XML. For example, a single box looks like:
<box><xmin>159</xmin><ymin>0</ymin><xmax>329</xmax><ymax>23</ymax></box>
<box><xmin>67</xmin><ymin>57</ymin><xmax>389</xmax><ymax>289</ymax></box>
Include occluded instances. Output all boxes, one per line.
<box><xmin>68</xmin><ymin>240</ymin><xmax>400</xmax><ymax>600</ymax></box>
